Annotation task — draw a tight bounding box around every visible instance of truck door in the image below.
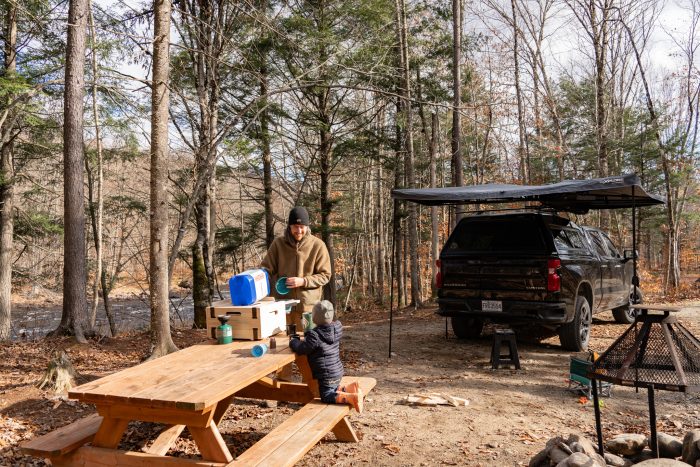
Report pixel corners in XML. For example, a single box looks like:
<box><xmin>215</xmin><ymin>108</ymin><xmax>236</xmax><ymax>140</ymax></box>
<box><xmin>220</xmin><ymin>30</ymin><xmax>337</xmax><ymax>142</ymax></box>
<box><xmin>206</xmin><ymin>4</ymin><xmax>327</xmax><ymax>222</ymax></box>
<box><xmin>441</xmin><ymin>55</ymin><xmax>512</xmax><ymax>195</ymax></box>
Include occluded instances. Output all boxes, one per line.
<box><xmin>585</xmin><ymin>229</ymin><xmax>615</xmax><ymax>310</ymax></box>
<box><xmin>599</xmin><ymin>232</ymin><xmax>627</xmax><ymax>308</ymax></box>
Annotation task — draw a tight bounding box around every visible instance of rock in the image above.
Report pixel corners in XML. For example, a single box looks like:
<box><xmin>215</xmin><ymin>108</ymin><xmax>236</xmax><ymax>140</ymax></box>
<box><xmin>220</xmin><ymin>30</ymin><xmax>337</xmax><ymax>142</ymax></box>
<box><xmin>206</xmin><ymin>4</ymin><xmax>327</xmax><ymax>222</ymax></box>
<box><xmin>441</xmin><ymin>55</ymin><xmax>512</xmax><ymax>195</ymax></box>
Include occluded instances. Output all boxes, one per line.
<box><xmin>557</xmin><ymin>442</ymin><xmax>573</xmax><ymax>455</ymax></box>
<box><xmin>550</xmin><ymin>446</ymin><xmax>572</xmax><ymax>464</ymax></box>
<box><xmin>546</xmin><ymin>436</ymin><xmax>567</xmax><ymax>448</ymax></box>
<box><xmin>528</xmin><ymin>447</ymin><xmax>550</xmax><ymax>467</ymax></box>
<box><xmin>683</xmin><ymin>430</ymin><xmax>700</xmax><ymax>465</ymax></box>
<box><xmin>631</xmin><ymin>449</ymin><xmax>660</xmax><ymax>464</ymax></box>
<box><xmin>604</xmin><ymin>451</ymin><xmax>632</xmax><ymax>467</ymax></box>
<box><xmin>590</xmin><ymin>452</ymin><xmax>606</xmax><ymax>466</ymax></box>
<box><xmin>567</xmin><ymin>433</ymin><xmax>598</xmax><ymax>457</ymax></box>
<box><xmin>634</xmin><ymin>459</ymin><xmax>692</xmax><ymax>466</ymax></box>
<box><xmin>606</xmin><ymin>433</ymin><xmax>647</xmax><ymax>456</ymax></box>
<box><xmin>656</xmin><ymin>432</ymin><xmax>683</xmax><ymax>459</ymax></box>
<box><xmin>554</xmin><ymin>452</ymin><xmax>598</xmax><ymax>467</ymax></box>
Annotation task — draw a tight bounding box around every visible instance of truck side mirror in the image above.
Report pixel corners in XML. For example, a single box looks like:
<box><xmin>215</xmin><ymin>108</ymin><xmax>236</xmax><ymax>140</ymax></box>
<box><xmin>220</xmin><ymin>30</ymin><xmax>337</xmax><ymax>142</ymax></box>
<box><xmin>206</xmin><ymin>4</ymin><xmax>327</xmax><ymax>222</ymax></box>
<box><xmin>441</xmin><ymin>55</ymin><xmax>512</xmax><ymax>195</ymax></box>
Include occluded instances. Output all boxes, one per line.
<box><xmin>623</xmin><ymin>249</ymin><xmax>638</xmax><ymax>260</ymax></box>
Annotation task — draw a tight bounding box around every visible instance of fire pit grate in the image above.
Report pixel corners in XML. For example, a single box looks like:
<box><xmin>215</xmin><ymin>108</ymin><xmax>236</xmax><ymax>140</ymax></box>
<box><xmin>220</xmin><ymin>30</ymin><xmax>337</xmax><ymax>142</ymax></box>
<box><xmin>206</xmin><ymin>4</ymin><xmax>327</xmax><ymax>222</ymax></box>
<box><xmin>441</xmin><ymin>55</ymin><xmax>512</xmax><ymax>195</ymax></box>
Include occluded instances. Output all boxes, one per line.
<box><xmin>592</xmin><ymin>311</ymin><xmax>700</xmax><ymax>391</ymax></box>
<box><xmin>587</xmin><ymin>304</ymin><xmax>700</xmax><ymax>457</ymax></box>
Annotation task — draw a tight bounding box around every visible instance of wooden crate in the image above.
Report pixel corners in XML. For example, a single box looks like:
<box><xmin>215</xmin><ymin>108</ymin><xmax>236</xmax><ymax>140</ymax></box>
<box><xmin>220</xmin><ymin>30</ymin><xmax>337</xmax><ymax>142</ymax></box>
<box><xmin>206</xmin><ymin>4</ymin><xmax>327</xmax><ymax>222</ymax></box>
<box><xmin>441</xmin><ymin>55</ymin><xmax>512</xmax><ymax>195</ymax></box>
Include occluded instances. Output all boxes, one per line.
<box><xmin>206</xmin><ymin>298</ymin><xmax>294</xmax><ymax>341</ymax></box>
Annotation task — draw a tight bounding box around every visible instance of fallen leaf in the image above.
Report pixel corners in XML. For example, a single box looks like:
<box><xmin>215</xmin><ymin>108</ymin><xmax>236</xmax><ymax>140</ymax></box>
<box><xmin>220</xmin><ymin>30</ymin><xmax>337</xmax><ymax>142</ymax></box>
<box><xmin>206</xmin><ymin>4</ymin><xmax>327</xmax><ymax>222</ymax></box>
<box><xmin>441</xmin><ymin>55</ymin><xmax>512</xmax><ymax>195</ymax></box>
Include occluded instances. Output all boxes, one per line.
<box><xmin>382</xmin><ymin>443</ymin><xmax>401</xmax><ymax>455</ymax></box>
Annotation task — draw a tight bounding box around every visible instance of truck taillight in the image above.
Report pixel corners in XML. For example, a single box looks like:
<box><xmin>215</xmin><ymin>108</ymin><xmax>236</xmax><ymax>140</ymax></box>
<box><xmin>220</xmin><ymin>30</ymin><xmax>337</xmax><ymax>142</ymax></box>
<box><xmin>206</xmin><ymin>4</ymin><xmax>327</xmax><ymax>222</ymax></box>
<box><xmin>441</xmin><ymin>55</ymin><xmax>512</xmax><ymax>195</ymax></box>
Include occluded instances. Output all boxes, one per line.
<box><xmin>547</xmin><ymin>258</ymin><xmax>561</xmax><ymax>292</ymax></box>
<box><xmin>435</xmin><ymin>259</ymin><xmax>442</xmax><ymax>289</ymax></box>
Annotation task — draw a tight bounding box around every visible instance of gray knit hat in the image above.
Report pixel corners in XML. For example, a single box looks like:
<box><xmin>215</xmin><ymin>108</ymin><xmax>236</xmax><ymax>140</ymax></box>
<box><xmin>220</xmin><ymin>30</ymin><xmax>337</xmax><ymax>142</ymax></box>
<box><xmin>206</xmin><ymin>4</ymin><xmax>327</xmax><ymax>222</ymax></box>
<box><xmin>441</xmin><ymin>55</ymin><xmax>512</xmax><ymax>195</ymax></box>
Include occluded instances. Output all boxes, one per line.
<box><xmin>312</xmin><ymin>300</ymin><xmax>334</xmax><ymax>326</ymax></box>
<box><xmin>288</xmin><ymin>206</ymin><xmax>310</xmax><ymax>226</ymax></box>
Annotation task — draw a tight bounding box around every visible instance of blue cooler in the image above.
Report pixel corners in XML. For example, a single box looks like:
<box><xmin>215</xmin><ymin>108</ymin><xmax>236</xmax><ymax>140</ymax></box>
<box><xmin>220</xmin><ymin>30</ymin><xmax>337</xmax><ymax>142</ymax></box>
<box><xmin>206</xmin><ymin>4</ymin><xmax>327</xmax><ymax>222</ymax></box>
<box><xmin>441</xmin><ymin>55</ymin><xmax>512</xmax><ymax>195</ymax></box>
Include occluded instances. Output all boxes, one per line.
<box><xmin>229</xmin><ymin>269</ymin><xmax>270</xmax><ymax>306</ymax></box>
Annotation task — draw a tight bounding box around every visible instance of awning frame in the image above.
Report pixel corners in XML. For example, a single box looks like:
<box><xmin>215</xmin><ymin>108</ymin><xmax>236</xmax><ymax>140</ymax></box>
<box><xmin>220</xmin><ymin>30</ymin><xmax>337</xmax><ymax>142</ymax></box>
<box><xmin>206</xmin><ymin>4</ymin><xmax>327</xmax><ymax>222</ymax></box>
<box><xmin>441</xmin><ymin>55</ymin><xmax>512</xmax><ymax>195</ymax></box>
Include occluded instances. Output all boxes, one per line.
<box><xmin>386</xmin><ymin>173</ymin><xmax>665</xmax><ymax>358</ymax></box>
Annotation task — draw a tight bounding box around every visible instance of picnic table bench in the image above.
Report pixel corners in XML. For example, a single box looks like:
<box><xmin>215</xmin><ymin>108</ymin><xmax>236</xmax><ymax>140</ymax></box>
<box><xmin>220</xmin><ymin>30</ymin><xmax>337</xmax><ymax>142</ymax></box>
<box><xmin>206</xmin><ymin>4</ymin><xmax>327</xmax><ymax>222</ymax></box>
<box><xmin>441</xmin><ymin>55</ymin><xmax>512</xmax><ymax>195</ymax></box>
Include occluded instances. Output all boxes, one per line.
<box><xmin>21</xmin><ymin>336</ymin><xmax>375</xmax><ymax>466</ymax></box>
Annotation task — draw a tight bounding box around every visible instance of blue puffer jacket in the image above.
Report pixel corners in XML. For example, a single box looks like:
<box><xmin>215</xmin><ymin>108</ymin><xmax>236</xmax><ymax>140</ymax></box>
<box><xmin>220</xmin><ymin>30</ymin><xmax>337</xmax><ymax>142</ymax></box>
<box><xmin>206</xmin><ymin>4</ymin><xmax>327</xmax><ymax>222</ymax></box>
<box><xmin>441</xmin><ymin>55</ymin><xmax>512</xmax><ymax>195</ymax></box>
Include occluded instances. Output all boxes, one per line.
<box><xmin>289</xmin><ymin>321</ymin><xmax>344</xmax><ymax>381</ymax></box>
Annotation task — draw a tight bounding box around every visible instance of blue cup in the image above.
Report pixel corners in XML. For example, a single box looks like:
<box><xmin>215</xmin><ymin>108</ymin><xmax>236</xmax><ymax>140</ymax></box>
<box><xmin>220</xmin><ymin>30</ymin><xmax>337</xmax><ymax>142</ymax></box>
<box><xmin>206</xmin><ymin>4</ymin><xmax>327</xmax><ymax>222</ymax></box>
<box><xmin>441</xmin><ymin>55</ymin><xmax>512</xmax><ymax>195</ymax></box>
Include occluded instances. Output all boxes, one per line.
<box><xmin>275</xmin><ymin>277</ymin><xmax>290</xmax><ymax>295</ymax></box>
<box><xmin>251</xmin><ymin>343</ymin><xmax>268</xmax><ymax>357</ymax></box>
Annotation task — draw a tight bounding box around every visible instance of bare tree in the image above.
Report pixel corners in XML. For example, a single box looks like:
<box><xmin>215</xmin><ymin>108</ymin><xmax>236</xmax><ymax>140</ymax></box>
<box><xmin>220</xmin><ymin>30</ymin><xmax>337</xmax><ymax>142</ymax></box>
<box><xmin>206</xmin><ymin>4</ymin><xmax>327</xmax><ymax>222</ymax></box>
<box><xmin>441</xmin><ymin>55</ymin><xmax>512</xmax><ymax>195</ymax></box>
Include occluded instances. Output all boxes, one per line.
<box><xmin>54</xmin><ymin>0</ymin><xmax>91</xmax><ymax>342</ymax></box>
<box><xmin>416</xmin><ymin>64</ymin><xmax>440</xmax><ymax>295</ymax></box>
<box><xmin>619</xmin><ymin>1</ymin><xmax>698</xmax><ymax>289</ymax></box>
<box><xmin>149</xmin><ymin>0</ymin><xmax>178</xmax><ymax>358</ymax></box>
<box><xmin>566</xmin><ymin>0</ymin><xmax>613</xmax><ymax>177</ymax></box>
<box><xmin>517</xmin><ymin>0</ymin><xmax>567</xmax><ymax>180</ymax></box>
<box><xmin>85</xmin><ymin>0</ymin><xmax>116</xmax><ymax>336</ymax></box>
<box><xmin>511</xmin><ymin>0</ymin><xmax>529</xmax><ymax>182</ymax></box>
<box><xmin>395</xmin><ymin>0</ymin><xmax>421</xmax><ymax>306</ymax></box>
<box><xmin>452</xmin><ymin>0</ymin><xmax>464</xmax><ymax>224</ymax></box>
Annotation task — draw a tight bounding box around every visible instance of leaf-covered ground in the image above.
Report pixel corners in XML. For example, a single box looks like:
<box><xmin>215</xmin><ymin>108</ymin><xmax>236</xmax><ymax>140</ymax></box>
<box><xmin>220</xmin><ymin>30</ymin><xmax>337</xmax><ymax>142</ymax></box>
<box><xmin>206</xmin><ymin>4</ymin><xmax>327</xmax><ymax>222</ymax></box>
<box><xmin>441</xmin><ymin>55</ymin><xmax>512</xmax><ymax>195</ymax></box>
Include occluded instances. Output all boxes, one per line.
<box><xmin>3</xmin><ymin>291</ymin><xmax>700</xmax><ymax>466</ymax></box>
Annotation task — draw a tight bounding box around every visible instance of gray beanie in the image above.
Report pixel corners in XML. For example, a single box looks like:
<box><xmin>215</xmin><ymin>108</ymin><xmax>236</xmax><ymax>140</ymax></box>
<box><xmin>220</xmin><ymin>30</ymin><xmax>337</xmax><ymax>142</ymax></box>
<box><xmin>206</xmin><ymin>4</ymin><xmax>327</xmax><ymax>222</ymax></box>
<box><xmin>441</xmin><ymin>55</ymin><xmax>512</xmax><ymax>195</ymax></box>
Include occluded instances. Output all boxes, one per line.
<box><xmin>312</xmin><ymin>300</ymin><xmax>334</xmax><ymax>326</ymax></box>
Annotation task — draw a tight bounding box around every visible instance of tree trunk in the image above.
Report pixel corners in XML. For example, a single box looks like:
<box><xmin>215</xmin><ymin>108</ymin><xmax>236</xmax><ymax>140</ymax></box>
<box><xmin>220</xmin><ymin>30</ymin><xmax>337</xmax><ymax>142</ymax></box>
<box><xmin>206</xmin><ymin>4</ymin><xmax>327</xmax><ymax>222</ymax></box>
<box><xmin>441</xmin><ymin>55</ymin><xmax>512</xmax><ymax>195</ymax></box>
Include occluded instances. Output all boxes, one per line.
<box><xmin>451</xmin><ymin>0</ymin><xmax>464</xmax><ymax>225</ymax></box>
<box><xmin>511</xmin><ymin>0</ymin><xmax>529</xmax><ymax>183</ymax></box>
<box><xmin>260</xmin><ymin>59</ymin><xmax>274</xmax><ymax>248</ymax></box>
<box><xmin>320</xmin><ymin>119</ymin><xmax>337</xmax><ymax>307</ymax></box>
<box><xmin>57</xmin><ymin>0</ymin><xmax>91</xmax><ymax>343</ymax></box>
<box><xmin>375</xmin><ymin>161</ymin><xmax>385</xmax><ymax>303</ymax></box>
<box><xmin>393</xmin><ymin>100</ymin><xmax>405</xmax><ymax>308</ymax></box>
<box><xmin>430</xmin><ymin>112</ymin><xmax>439</xmax><ymax>295</ymax></box>
<box><xmin>86</xmin><ymin>1</ymin><xmax>115</xmax><ymax>336</ymax></box>
<box><xmin>395</xmin><ymin>0</ymin><xmax>421</xmax><ymax>307</ymax></box>
<box><xmin>192</xmin><ymin>177</ymin><xmax>210</xmax><ymax>329</ymax></box>
<box><xmin>148</xmin><ymin>0</ymin><xmax>178</xmax><ymax>359</ymax></box>
<box><xmin>0</xmin><ymin>1</ymin><xmax>17</xmax><ymax>341</ymax></box>
<box><xmin>592</xmin><ymin>1</ymin><xmax>610</xmax><ymax>229</ymax></box>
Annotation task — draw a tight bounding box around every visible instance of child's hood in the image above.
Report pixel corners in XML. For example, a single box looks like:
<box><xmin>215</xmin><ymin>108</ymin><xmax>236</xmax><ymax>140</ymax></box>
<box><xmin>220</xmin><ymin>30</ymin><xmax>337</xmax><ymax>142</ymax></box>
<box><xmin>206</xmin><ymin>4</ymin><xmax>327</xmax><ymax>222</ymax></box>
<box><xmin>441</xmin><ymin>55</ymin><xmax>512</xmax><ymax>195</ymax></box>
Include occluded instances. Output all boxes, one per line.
<box><xmin>314</xmin><ymin>320</ymin><xmax>342</xmax><ymax>344</ymax></box>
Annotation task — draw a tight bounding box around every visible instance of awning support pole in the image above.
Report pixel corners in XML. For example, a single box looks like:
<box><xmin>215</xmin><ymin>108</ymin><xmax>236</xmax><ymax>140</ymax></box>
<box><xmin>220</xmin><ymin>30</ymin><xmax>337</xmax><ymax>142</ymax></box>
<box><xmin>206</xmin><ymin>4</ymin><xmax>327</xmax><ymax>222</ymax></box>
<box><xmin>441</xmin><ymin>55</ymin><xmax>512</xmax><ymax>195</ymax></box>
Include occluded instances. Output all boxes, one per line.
<box><xmin>389</xmin><ymin>208</ymin><xmax>397</xmax><ymax>359</ymax></box>
<box><xmin>632</xmin><ymin>185</ymin><xmax>639</xmax><ymax>301</ymax></box>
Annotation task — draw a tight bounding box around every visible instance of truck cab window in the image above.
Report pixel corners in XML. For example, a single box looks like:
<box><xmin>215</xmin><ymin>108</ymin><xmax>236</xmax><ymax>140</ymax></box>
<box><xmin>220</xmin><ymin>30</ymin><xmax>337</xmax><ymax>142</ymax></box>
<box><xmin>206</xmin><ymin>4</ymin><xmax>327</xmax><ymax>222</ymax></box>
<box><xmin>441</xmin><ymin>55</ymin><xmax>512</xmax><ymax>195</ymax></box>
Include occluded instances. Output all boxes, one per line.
<box><xmin>587</xmin><ymin>231</ymin><xmax>610</xmax><ymax>258</ymax></box>
<box><xmin>600</xmin><ymin>233</ymin><xmax>621</xmax><ymax>258</ymax></box>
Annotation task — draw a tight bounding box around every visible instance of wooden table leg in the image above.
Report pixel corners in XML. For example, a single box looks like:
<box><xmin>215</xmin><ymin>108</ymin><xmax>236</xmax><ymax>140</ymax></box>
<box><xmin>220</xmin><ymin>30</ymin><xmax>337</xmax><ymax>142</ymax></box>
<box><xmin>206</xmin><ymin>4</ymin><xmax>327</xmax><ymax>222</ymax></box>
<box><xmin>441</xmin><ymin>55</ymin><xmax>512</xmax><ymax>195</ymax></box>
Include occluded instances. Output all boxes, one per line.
<box><xmin>295</xmin><ymin>355</ymin><xmax>319</xmax><ymax>398</ymax></box>
<box><xmin>212</xmin><ymin>395</ymin><xmax>235</xmax><ymax>426</ymax></box>
<box><xmin>332</xmin><ymin>416</ymin><xmax>359</xmax><ymax>442</ymax></box>
<box><xmin>188</xmin><ymin>419</ymin><xmax>233</xmax><ymax>463</ymax></box>
<box><xmin>145</xmin><ymin>424</ymin><xmax>185</xmax><ymax>456</ymax></box>
<box><xmin>91</xmin><ymin>416</ymin><xmax>130</xmax><ymax>448</ymax></box>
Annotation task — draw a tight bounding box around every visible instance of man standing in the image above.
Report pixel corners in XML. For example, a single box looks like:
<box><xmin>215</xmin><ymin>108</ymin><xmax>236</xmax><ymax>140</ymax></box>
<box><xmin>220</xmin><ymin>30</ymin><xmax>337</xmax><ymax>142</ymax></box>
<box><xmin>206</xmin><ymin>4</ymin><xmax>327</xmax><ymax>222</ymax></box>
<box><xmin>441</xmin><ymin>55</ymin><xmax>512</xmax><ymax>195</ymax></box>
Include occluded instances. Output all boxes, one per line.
<box><xmin>261</xmin><ymin>206</ymin><xmax>332</xmax><ymax>329</ymax></box>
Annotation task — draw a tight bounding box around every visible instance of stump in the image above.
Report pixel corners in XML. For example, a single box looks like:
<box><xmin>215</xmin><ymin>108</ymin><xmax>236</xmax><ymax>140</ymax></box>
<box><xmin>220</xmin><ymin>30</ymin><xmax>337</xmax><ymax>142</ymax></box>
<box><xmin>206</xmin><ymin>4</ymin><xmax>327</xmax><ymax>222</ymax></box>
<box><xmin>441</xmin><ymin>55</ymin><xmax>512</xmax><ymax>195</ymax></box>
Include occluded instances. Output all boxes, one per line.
<box><xmin>36</xmin><ymin>350</ymin><xmax>80</xmax><ymax>394</ymax></box>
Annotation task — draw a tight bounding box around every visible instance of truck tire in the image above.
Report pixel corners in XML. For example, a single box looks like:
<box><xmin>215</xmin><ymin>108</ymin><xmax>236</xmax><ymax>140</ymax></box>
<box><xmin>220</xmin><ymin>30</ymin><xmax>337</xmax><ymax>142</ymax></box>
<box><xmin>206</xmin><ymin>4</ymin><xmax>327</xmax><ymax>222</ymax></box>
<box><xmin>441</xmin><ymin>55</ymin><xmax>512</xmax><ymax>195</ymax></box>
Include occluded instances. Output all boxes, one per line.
<box><xmin>558</xmin><ymin>295</ymin><xmax>592</xmax><ymax>351</ymax></box>
<box><xmin>451</xmin><ymin>316</ymin><xmax>484</xmax><ymax>339</ymax></box>
<box><xmin>612</xmin><ymin>286</ymin><xmax>643</xmax><ymax>324</ymax></box>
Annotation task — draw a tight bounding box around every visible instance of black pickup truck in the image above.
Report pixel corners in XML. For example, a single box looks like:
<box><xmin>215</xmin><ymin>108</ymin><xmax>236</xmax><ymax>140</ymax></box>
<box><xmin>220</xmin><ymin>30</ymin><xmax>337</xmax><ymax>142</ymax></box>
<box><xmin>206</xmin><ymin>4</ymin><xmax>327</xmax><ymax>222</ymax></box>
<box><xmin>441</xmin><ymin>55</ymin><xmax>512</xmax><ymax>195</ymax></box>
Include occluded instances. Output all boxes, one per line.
<box><xmin>436</xmin><ymin>211</ymin><xmax>639</xmax><ymax>351</ymax></box>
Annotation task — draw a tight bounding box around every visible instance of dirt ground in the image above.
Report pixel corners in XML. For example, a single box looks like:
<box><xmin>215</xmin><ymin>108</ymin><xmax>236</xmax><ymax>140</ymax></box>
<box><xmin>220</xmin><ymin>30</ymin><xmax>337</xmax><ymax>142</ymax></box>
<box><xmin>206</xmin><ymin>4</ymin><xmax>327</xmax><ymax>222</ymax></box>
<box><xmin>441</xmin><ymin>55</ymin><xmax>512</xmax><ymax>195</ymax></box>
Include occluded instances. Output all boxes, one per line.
<box><xmin>2</xmin><ymin>299</ymin><xmax>700</xmax><ymax>466</ymax></box>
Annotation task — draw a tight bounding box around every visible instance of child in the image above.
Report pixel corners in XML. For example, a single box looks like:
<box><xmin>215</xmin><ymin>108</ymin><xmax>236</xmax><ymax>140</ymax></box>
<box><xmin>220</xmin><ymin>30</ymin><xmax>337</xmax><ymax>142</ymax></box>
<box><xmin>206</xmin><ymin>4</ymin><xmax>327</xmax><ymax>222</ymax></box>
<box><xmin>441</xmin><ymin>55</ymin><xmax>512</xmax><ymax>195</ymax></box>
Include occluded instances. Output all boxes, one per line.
<box><xmin>289</xmin><ymin>300</ymin><xmax>364</xmax><ymax>412</ymax></box>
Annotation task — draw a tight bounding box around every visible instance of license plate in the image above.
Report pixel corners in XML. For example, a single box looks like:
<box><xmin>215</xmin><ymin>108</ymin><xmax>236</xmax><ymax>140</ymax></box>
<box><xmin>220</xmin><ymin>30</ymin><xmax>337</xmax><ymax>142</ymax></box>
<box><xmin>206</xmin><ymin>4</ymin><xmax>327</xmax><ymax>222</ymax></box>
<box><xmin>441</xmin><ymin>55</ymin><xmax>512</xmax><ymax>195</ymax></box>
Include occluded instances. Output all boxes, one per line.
<box><xmin>482</xmin><ymin>300</ymin><xmax>502</xmax><ymax>312</ymax></box>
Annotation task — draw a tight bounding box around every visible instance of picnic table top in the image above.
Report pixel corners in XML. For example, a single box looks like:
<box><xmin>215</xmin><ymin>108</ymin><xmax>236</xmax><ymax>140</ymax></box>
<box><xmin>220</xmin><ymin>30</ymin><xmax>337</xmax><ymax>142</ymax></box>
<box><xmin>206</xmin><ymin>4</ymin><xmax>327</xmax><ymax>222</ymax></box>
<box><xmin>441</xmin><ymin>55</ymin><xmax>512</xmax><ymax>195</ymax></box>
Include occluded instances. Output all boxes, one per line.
<box><xmin>68</xmin><ymin>337</ymin><xmax>296</xmax><ymax>412</ymax></box>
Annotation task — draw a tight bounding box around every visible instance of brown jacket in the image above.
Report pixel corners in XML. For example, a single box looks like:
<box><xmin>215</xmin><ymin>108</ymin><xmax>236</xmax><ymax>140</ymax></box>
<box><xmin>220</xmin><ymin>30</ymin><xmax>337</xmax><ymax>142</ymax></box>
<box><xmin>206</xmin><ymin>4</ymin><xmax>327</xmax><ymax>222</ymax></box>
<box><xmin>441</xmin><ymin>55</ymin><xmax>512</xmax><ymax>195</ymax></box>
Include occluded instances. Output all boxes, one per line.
<box><xmin>261</xmin><ymin>228</ymin><xmax>332</xmax><ymax>314</ymax></box>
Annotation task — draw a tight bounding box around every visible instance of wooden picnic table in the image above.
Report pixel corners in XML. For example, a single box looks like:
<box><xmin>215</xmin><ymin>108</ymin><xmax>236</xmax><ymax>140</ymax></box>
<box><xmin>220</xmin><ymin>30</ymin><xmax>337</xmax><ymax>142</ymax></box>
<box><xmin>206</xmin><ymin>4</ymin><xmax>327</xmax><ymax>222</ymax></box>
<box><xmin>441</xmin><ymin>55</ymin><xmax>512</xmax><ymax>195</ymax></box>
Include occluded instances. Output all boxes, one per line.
<box><xmin>22</xmin><ymin>336</ymin><xmax>376</xmax><ymax>466</ymax></box>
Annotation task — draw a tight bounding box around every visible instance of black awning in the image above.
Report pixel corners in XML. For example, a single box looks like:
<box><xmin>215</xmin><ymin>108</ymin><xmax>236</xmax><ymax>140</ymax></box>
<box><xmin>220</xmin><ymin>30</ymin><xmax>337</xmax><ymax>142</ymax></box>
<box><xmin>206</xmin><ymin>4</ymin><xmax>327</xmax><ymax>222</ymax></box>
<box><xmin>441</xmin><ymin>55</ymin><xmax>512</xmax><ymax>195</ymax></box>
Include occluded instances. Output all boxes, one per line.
<box><xmin>391</xmin><ymin>174</ymin><xmax>665</xmax><ymax>212</ymax></box>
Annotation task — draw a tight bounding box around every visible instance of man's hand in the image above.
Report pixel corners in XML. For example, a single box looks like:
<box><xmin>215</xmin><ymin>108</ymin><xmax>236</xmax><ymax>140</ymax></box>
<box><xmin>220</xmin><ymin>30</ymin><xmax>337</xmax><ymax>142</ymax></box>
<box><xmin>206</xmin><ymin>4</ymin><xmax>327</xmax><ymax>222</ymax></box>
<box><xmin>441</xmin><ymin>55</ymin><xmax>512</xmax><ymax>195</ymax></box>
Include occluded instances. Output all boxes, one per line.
<box><xmin>285</xmin><ymin>277</ymin><xmax>305</xmax><ymax>288</ymax></box>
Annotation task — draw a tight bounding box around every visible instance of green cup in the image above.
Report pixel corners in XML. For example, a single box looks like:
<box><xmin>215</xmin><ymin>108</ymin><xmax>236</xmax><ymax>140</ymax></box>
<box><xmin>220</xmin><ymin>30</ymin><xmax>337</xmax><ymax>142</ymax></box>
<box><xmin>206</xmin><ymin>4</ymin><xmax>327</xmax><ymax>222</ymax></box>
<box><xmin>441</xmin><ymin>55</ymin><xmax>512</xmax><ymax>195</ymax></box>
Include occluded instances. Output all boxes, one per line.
<box><xmin>301</xmin><ymin>312</ymin><xmax>315</xmax><ymax>332</ymax></box>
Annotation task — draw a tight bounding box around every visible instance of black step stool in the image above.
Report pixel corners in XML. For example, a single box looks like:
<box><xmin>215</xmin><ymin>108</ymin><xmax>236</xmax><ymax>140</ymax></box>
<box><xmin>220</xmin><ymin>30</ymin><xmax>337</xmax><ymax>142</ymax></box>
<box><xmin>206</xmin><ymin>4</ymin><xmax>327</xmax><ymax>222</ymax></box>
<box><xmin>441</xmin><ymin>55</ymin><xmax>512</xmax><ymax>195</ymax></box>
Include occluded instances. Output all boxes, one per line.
<box><xmin>491</xmin><ymin>329</ymin><xmax>521</xmax><ymax>369</ymax></box>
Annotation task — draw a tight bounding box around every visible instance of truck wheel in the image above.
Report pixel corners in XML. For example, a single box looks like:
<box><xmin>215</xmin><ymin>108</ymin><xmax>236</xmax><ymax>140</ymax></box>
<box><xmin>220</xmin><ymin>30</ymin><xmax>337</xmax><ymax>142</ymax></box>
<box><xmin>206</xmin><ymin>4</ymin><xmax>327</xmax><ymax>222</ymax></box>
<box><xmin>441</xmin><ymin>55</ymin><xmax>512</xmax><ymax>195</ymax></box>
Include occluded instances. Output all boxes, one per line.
<box><xmin>612</xmin><ymin>287</ymin><xmax>643</xmax><ymax>324</ymax></box>
<box><xmin>451</xmin><ymin>316</ymin><xmax>484</xmax><ymax>339</ymax></box>
<box><xmin>559</xmin><ymin>295</ymin><xmax>592</xmax><ymax>351</ymax></box>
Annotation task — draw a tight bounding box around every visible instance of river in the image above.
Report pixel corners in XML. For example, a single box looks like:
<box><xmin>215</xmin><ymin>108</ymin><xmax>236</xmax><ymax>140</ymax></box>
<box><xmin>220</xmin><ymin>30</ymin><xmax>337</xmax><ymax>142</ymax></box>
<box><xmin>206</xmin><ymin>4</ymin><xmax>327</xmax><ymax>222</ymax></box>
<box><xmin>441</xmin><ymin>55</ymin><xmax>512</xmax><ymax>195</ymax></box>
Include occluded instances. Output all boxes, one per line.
<box><xmin>11</xmin><ymin>294</ymin><xmax>209</xmax><ymax>340</ymax></box>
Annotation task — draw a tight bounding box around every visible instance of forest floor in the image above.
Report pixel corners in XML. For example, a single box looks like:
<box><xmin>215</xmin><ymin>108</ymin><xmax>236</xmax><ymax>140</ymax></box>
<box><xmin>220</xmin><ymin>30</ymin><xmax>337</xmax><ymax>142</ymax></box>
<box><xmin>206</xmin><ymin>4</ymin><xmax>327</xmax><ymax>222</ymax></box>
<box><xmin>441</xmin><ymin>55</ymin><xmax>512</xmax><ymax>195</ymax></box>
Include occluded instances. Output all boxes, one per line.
<box><xmin>2</xmin><ymin>288</ymin><xmax>700</xmax><ymax>466</ymax></box>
